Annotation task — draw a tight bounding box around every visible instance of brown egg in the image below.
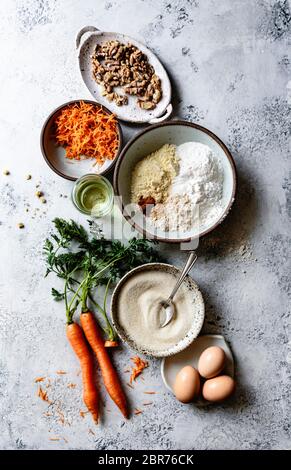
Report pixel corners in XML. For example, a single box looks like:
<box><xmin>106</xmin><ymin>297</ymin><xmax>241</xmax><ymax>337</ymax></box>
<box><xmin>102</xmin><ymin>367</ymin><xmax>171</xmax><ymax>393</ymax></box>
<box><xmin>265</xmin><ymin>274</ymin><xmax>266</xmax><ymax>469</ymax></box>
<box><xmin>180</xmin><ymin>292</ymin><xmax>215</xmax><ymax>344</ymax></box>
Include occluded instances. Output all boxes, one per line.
<box><xmin>173</xmin><ymin>366</ymin><xmax>200</xmax><ymax>403</ymax></box>
<box><xmin>202</xmin><ymin>375</ymin><xmax>235</xmax><ymax>402</ymax></box>
<box><xmin>198</xmin><ymin>346</ymin><xmax>226</xmax><ymax>378</ymax></box>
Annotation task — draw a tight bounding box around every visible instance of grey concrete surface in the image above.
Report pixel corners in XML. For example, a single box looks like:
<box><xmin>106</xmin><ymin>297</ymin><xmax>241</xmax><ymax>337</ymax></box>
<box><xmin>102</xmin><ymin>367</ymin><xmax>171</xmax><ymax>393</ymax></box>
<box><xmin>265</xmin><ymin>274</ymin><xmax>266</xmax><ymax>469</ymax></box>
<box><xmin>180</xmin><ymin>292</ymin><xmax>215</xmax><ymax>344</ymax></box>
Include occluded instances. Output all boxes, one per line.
<box><xmin>0</xmin><ymin>0</ymin><xmax>290</xmax><ymax>450</ymax></box>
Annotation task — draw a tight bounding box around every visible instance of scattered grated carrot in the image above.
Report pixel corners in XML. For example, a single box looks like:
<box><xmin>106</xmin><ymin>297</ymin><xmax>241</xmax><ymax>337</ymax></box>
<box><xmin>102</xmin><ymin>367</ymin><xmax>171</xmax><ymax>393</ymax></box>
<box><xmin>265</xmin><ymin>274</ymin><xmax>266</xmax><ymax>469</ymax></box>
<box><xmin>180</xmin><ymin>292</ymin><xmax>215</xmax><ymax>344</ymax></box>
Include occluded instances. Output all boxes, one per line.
<box><xmin>46</xmin><ymin>378</ymin><xmax>51</xmax><ymax>387</ymax></box>
<box><xmin>54</xmin><ymin>101</ymin><xmax>119</xmax><ymax>165</ymax></box>
<box><xmin>57</xmin><ymin>409</ymin><xmax>65</xmax><ymax>425</ymax></box>
<box><xmin>143</xmin><ymin>391</ymin><xmax>156</xmax><ymax>395</ymax></box>
<box><xmin>80</xmin><ymin>410</ymin><xmax>89</xmax><ymax>418</ymax></box>
<box><xmin>56</xmin><ymin>370</ymin><xmax>67</xmax><ymax>375</ymax></box>
<box><xmin>134</xmin><ymin>408</ymin><xmax>143</xmax><ymax>415</ymax></box>
<box><xmin>67</xmin><ymin>383</ymin><xmax>76</xmax><ymax>389</ymax></box>
<box><xmin>88</xmin><ymin>428</ymin><xmax>95</xmax><ymax>436</ymax></box>
<box><xmin>37</xmin><ymin>386</ymin><xmax>51</xmax><ymax>403</ymax></box>
<box><xmin>130</xmin><ymin>356</ymin><xmax>149</xmax><ymax>384</ymax></box>
<box><xmin>34</xmin><ymin>377</ymin><xmax>45</xmax><ymax>383</ymax></box>
<box><xmin>126</xmin><ymin>382</ymin><xmax>134</xmax><ymax>389</ymax></box>
<box><xmin>49</xmin><ymin>437</ymin><xmax>60</xmax><ymax>441</ymax></box>
<box><xmin>143</xmin><ymin>401</ymin><xmax>153</xmax><ymax>406</ymax></box>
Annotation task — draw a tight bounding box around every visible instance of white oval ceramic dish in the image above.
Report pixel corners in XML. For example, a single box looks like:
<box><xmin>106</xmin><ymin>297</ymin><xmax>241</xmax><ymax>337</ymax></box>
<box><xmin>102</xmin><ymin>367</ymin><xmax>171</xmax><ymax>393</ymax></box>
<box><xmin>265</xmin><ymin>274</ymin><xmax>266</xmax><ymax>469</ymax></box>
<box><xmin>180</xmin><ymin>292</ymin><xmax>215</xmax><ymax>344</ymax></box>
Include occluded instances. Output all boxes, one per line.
<box><xmin>161</xmin><ymin>334</ymin><xmax>234</xmax><ymax>405</ymax></box>
<box><xmin>110</xmin><ymin>263</ymin><xmax>205</xmax><ymax>358</ymax></box>
<box><xmin>114</xmin><ymin>121</ymin><xmax>237</xmax><ymax>243</ymax></box>
<box><xmin>76</xmin><ymin>26</ymin><xmax>172</xmax><ymax>124</ymax></box>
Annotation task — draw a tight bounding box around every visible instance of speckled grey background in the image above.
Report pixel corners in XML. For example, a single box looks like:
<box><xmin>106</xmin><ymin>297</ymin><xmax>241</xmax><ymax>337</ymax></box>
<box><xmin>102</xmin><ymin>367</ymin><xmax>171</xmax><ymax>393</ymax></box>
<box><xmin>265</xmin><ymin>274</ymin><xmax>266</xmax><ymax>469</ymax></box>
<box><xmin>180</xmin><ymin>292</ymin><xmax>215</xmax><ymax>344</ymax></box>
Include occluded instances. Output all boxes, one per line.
<box><xmin>0</xmin><ymin>0</ymin><xmax>290</xmax><ymax>450</ymax></box>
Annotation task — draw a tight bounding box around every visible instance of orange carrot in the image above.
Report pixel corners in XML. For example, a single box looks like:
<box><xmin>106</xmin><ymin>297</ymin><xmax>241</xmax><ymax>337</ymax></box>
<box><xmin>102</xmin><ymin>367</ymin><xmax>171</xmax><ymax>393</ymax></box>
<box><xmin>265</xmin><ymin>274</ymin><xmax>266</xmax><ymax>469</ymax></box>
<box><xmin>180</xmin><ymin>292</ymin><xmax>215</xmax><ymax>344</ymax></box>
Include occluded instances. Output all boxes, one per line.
<box><xmin>66</xmin><ymin>323</ymin><xmax>99</xmax><ymax>423</ymax></box>
<box><xmin>80</xmin><ymin>312</ymin><xmax>128</xmax><ymax>418</ymax></box>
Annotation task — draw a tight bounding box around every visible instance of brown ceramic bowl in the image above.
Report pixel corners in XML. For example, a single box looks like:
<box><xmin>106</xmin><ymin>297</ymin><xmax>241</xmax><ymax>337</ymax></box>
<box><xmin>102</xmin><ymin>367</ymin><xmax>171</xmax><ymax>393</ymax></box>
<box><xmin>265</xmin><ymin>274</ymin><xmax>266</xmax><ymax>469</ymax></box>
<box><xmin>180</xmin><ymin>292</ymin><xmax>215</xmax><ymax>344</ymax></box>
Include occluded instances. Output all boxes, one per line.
<box><xmin>40</xmin><ymin>99</ymin><xmax>123</xmax><ymax>181</ymax></box>
<box><xmin>113</xmin><ymin>120</ymin><xmax>236</xmax><ymax>243</ymax></box>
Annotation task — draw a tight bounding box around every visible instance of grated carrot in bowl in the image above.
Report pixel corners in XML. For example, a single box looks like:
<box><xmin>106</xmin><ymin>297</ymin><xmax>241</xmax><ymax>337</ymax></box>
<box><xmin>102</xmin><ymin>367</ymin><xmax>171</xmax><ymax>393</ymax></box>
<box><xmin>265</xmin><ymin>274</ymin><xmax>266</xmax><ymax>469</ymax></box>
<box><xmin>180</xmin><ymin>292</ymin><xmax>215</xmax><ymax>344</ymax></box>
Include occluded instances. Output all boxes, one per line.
<box><xmin>54</xmin><ymin>101</ymin><xmax>119</xmax><ymax>165</ymax></box>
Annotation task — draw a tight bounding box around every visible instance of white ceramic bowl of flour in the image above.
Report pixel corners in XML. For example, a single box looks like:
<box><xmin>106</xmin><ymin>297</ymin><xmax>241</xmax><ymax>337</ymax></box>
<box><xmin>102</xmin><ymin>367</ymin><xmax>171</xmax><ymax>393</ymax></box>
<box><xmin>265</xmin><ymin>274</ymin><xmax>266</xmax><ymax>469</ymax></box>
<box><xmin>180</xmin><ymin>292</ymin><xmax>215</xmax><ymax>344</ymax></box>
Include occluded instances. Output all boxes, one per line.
<box><xmin>114</xmin><ymin>121</ymin><xmax>236</xmax><ymax>243</ymax></box>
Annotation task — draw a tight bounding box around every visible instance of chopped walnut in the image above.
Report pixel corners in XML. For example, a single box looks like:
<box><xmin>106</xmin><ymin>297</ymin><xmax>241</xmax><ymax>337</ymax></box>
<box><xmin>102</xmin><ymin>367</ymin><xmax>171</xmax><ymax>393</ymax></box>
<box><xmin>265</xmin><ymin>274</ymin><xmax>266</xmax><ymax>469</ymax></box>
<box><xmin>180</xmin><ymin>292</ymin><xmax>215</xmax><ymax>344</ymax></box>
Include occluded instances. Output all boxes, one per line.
<box><xmin>92</xmin><ymin>40</ymin><xmax>162</xmax><ymax>110</ymax></box>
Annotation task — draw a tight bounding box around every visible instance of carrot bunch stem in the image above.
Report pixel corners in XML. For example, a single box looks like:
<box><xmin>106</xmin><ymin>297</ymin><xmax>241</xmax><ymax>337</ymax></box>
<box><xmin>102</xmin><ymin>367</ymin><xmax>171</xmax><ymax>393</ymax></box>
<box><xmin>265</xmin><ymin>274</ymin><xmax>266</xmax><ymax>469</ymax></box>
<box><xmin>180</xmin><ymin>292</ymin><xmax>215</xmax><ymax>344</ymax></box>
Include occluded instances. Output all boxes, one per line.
<box><xmin>44</xmin><ymin>218</ymin><xmax>159</xmax><ymax>336</ymax></box>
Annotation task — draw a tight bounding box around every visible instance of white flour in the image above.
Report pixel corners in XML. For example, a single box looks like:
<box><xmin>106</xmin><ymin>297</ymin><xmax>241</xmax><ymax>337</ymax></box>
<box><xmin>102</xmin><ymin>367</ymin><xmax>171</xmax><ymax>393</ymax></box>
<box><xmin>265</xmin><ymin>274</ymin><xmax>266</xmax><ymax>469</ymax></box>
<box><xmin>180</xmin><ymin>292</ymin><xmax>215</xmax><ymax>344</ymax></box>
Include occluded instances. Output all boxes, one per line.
<box><xmin>151</xmin><ymin>194</ymin><xmax>194</xmax><ymax>232</ymax></box>
<box><xmin>150</xmin><ymin>142</ymin><xmax>224</xmax><ymax>232</ymax></box>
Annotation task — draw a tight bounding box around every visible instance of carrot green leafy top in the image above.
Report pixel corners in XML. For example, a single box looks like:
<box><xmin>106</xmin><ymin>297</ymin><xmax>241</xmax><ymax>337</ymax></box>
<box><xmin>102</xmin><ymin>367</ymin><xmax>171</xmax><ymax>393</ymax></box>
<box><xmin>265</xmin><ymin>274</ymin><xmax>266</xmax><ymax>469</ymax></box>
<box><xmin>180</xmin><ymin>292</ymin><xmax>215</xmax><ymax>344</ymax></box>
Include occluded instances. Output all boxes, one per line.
<box><xmin>44</xmin><ymin>218</ymin><xmax>159</xmax><ymax>336</ymax></box>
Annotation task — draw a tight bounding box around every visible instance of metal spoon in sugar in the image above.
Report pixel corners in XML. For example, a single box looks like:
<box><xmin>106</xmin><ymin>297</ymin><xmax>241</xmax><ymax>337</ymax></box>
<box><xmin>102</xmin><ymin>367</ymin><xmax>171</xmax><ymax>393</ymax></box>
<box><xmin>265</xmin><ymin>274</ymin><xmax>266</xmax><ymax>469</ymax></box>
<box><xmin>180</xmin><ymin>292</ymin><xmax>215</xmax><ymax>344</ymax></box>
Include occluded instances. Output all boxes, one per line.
<box><xmin>159</xmin><ymin>251</ymin><xmax>198</xmax><ymax>328</ymax></box>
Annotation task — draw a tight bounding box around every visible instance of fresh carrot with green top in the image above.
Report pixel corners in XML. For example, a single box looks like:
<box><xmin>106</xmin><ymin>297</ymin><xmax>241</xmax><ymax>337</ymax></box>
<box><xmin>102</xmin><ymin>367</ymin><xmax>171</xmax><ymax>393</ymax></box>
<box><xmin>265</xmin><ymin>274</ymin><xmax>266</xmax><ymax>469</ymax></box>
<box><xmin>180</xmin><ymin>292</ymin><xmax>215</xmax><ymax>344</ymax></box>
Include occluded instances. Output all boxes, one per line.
<box><xmin>80</xmin><ymin>311</ymin><xmax>128</xmax><ymax>418</ymax></box>
<box><xmin>66</xmin><ymin>322</ymin><xmax>99</xmax><ymax>423</ymax></box>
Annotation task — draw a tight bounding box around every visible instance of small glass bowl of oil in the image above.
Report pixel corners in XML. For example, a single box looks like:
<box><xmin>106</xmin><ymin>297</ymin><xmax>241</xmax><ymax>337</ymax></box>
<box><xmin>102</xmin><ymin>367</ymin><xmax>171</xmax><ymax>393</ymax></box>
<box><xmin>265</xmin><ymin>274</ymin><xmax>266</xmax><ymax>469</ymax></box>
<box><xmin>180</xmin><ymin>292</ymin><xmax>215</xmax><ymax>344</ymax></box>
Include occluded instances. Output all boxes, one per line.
<box><xmin>71</xmin><ymin>174</ymin><xmax>114</xmax><ymax>217</ymax></box>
